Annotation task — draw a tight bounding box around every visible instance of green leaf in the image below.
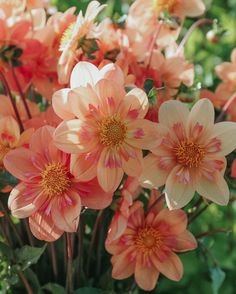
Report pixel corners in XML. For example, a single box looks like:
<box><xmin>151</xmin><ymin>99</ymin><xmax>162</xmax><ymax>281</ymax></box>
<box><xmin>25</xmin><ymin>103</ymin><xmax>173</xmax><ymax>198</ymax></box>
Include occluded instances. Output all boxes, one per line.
<box><xmin>15</xmin><ymin>244</ymin><xmax>47</xmax><ymax>271</ymax></box>
<box><xmin>42</xmin><ymin>283</ymin><xmax>66</xmax><ymax>294</ymax></box>
<box><xmin>210</xmin><ymin>267</ymin><xmax>226</xmax><ymax>294</ymax></box>
<box><xmin>73</xmin><ymin>287</ymin><xmax>106</xmax><ymax>294</ymax></box>
<box><xmin>0</xmin><ymin>241</ymin><xmax>14</xmax><ymax>261</ymax></box>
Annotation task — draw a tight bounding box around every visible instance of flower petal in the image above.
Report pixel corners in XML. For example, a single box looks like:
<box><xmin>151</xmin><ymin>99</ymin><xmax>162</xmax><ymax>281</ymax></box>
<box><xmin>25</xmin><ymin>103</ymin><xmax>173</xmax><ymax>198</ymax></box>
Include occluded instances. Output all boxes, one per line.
<box><xmin>210</xmin><ymin>122</ymin><xmax>236</xmax><ymax>156</ymax></box>
<box><xmin>165</xmin><ymin>166</ymin><xmax>195</xmax><ymax>209</ymax></box>
<box><xmin>139</xmin><ymin>154</ymin><xmax>168</xmax><ymax>189</ymax></box>
<box><xmin>97</xmin><ymin>148</ymin><xmax>124</xmax><ymax>192</ymax></box>
<box><xmin>135</xmin><ymin>255</ymin><xmax>159</xmax><ymax>291</ymax></box>
<box><xmin>4</xmin><ymin>148</ymin><xmax>39</xmax><ymax>181</ymax></box>
<box><xmin>54</xmin><ymin>120</ymin><xmax>97</xmax><ymax>154</ymax></box>
<box><xmin>152</xmin><ymin>251</ymin><xmax>183</xmax><ymax>281</ymax></box>
<box><xmin>74</xmin><ymin>178</ymin><xmax>113</xmax><ymax>209</ymax></box>
<box><xmin>170</xmin><ymin>231</ymin><xmax>197</xmax><ymax>252</ymax></box>
<box><xmin>70</xmin><ymin>153</ymin><xmax>97</xmax><ymax>181</ymax></box>
<box><xmin>51</xmin><ymin>191</ymin><xmax>81</xmax><ymax>232</ymax></box>
<box><xmin>196</xmin><ymin>172</ymin><xmax>229</xmax><ymax>205</ymax></box>
<box><xmin>111</xmin><ymin>247</ymin><xmax>135</xmax><ymax>280</ymax></box>
<box><xmin>158</xmin><ymin>100</ymin><xmax>189</xmax><ymax>129</ymax></box>
<box><xmin>29</xmin><ymin>212</ymin><xmax>63</xmax><ymax>242</ymax></box>
<box><xmin>52</xmin><ymin>88</ymin><xmax>75</xmax><ymax>120</ymax></box>
<box><xmin>30</xmin><ymin>126</ymin><xmax>54</xmax><ymax>155</ymax></box>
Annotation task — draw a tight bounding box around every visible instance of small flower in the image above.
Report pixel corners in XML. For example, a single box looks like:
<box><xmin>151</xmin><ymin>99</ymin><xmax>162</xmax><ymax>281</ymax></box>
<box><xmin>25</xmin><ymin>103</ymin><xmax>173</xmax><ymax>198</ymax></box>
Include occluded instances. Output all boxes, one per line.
<box><xmin>53</xmin><ymin>77</ymin><xmax>158</xmax><ymax>192</ymax></box>
<box><xmin>4</xmin><ymin>126</ymin><xmax>112</xmax><ymax>241</ymax></box>
<box><xmin>140</xmin><ymin>99</ymin><xmax>236</xmax><ymax>209</ymax></box>
<box><xmin>106</xmin><ymin>196</ymin><xmax>197</xmax><ymax>291</ymax></box>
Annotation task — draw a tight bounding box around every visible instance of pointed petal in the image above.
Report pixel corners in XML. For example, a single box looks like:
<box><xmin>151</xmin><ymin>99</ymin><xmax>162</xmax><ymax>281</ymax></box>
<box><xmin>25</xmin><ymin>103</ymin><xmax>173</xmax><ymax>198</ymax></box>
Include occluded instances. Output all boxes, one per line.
<box><xmin>70</xmin><ymin>153</ymin><xmax>97</xmax><ymax>181</ymax></box>
<box><xmin>30</xmin><ymin>126</ymin><xmax>54</xmax><ymax>154</ymax></box>
<box><xmin>52</xmin><ymin>88</ymin><xmax>75</xmax><ymax>120</ymax></box>
<box><xmin>196</xmin><ymin>172</ymin><xmax>229</xmax><ymax>205</ymax></box>
<box><xmin>111</xmin><ymin>247</ymin><xmax>135</xmax><ymax>280</ymax></box>
<box><xmin>170</xmin><ymin>231</ymin><xmax>197</xmax><ymax>252</ymax></box>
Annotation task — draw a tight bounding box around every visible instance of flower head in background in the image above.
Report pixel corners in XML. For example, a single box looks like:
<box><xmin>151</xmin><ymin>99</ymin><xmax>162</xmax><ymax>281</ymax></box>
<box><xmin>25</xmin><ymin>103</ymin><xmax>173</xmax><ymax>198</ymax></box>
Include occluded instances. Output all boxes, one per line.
<box><xmin>140</xmin><ymin>99</ymin><xmax>236</xmax><ymax>209</ymax></box>
<box><xmin>4</xmin><ymin>126</ymin><xmax>112</xmax><ymax>241</ymax></box>
<box><xmin>106</xmin><ymin>194</ymin><xmax>197</xmax><ymax>291</ymax></box>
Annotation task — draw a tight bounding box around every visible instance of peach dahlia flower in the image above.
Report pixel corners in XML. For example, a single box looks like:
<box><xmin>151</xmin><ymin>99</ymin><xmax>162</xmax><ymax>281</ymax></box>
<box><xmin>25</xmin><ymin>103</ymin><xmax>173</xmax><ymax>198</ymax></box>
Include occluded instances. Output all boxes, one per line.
<box><xmin>4</xmin><ymin>126</ymin><xmax>112</xmax><ymax>241</ymax></box>
<box><xmin>54</xmin><ymin>78</ymin><xmax>158</xmax><ymax>193</ymax></box>
<box><xmin>106</xmin><ymin>197</ymin><xmax>197</xmax><ymax>291</ymax></box>
<box><xmin>140</xmin><ymin>99</ymin><xmax>236</xmax><ymax>209</ymax></box>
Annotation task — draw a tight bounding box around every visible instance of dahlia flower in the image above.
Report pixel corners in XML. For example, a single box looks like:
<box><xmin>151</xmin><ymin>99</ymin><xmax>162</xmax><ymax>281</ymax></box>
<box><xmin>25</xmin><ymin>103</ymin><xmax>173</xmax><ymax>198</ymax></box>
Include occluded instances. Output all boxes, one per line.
<box><xmin>4</xmin><ymin>126</ymin><xmax>112</xmax><ymax>241</ymax></box>
<box><xmin>106</xmin><ymin>195</ymin><xmax>197</xmax><ymax>291</ymax></box>
<box><xmin>140</xmin><ymin>99</ymin><xmax>236</xmax><ymax>209</ymax></box>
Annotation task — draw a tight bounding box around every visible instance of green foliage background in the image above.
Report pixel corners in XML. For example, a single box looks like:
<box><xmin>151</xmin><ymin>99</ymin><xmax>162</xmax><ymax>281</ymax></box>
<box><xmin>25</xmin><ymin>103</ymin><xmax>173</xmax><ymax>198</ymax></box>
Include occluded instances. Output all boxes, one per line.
<box><xmin>1</xmin><ymin>0</ymin><xmax>236</xmax><ymax>293</ymax></box>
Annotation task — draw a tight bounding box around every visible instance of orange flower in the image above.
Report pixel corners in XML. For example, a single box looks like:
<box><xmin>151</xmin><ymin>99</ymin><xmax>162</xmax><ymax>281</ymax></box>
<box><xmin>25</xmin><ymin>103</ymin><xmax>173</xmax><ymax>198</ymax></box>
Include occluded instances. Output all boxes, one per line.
<box><xmin>106</xmin><ymin>195</ymin><xmax>197</xmax><ymax>291</ymax></box>
<box><xmin>0</xmin><ymin>116</ymin><xmax>33</xmax><ymax>166</ymax></box>
<box><xmin>54</xmin><ymin>77</ymin><xmax>158</xmax><ymax>192</ymax></box>
<box><xmin>140</xmin><ymin>99</ymin><xmax>236</xmax><ymax>209</ymax></box>
<box><xmin>4</xmin><ymin>126</ymin><xmax>112</xmax><ymax>241</ymax></box>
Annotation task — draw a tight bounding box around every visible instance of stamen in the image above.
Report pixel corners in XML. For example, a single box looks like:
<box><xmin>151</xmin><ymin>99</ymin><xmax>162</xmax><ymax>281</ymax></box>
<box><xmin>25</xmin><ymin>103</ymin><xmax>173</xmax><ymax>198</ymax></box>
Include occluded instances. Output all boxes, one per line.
<box><xmin>135</xmin><ymin>227</ymin><xmax>162</xmax><ymax>253</ymax></box>
<box><xmin>40</xmin><ymin>162</ymin><xmax>71</xmax><ymax>197</ymax></box>
<box><xmin>59</xmin><ymin>22</ymin><xmax>75</xmax><ymax>51</ymax></box>
<box><xmin>174</xmin><ymin>140</ymin><xmax>205</xmax><ymax>168</ymax></box>
<box><xmin>97</xmin><ymin>116</ymin><xmax>127</xmax><ymax>148</ymax></box>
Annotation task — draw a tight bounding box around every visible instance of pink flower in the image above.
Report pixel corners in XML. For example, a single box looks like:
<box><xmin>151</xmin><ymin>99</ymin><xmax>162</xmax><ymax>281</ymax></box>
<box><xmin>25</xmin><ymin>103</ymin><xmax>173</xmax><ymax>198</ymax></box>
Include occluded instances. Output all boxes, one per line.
<box><xmin>54</xmin><ymin>76</ymin><xmax>158</xmax><ymax>193</ymax></box>
<box><xmin>4</xmin><ymin>126</ymin><xmax>112</xmax><ymax>241</ymax></box>
<box><xmin>106</xmin><ymin>197</ymin><xmax>197</xmax><ymax>291</ymax></box>
<box><xmin>57</xmin><ymin>1</ymin><xmax>106</xmax><ymax>84</ymax></box>
<box><xmin>140</xmin><ymin>99</ymin><xmax>236</xmax><ymax>209</ymax></box>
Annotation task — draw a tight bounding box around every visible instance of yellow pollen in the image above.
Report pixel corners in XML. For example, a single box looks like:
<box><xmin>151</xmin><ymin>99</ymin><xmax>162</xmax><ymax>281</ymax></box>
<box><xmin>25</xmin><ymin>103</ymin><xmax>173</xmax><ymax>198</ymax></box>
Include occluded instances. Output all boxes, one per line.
<box><xmin>97</xmin><ymin>116</ymin><xmax>127</xmax><ymax>148</ymax></box>
<box><xmin>59</xmin><ymin>22</ymin><xmax>75</xmax><ymax>51</ymax></box>
<box><xmin>135</xmin><ymin>227</ymin><xmax>162</xmax><ymax>253</ymax></box>
<box><xmin>40</xmin><ymin>162</ymin><xmax>70</xmax><ymax>197</ymax></box>
<box><xmin>174</xmin><ymin>140</ymin><xmax>205</xmax><ymax>168</ymax></box>
<box><xmin>153</xmin><ymin>0</ymin><xmax>177</xmax><ymax>14</ymax></box>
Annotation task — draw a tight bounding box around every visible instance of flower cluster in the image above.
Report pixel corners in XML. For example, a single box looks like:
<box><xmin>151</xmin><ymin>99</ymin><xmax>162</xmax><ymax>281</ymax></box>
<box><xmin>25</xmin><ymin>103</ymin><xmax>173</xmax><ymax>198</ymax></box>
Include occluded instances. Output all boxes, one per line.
<box><xmin>0</xmin><ymin>0</ymin><xmax>236</xmax><ymax>292</ymax></box>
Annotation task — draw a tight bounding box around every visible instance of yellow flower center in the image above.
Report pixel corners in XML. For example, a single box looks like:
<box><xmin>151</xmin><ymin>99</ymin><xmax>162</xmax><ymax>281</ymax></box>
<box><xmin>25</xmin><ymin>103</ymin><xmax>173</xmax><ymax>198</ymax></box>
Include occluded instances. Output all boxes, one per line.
<box><xmin>59</xmin><ymin>22</ymin><xmax>76</xmax><ymax>51</ymax></box>
<box><xmin>153</xmin><ymin>0</ymin><xmax>177</xmax><ymax>14</ymax></box>
<box><xmin>135</xmin><ymin>227</ymin><xmax>162</xmax><ymax>253</ymax></box>
<box><xmin>40</xmin><ymin>162</ymin><xmax>70</xmax><ymax>197</ymax></box>
<box><xmin>174</xmin><ymin>140</ymin><xmax>205</xmax><ymax>168</ymax></box>
<box><xmin>97</xmin><ymin>116</ymin><xmax>127</xmax><ymax>148</ymax></box>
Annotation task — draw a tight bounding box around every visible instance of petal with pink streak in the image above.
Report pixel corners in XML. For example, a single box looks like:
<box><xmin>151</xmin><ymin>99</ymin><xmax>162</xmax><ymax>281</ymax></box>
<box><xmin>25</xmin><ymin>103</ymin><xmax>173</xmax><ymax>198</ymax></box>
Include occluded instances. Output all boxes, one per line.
<box><xmin>196</xmin><ymin>172</ymin><xmax>229</xmax><ymax>205</ymax></box>
<box><xmin>153</xmin><ymin>208</ymin><xmax>187</xmax><ymax>234</ymax></box>
<box><xmin>97</xmin><ymin>148</ymin><xmax>124</xmax><ymax>192</ymax></box>
<box><xmin>4</xmin><ymin>148</ymin><xmax>39</xmax><ymax>181</ymax></box>
<box><xmin>68</xmin><ymin>86</ymin><xmax>99</xmax><ymax>119</ymax></box>
<box><xmin>158</xmin><ymin>100</ymin><xmax>189</xmax><ymax>129</ymax></box>
<box><xmin>29</xmin><ymin>211</ymin><xmax>63</xmax><ymax>242</ymax></box>
<box><xmin>126</xmin><ymin>119</ymin><xmax>159</xmax><ymax>150</ymax></box>
<box><xmin>70</xmin><ymin>153</ymin><xmax>98</xmax><ymax>182</ymax></box>
<box><xmin>165</xmin><ymin>165</ymin><xmax>195</xmax><ymax>209</ymax></box>
<box><xmin>0</xmin><ymin>116</ymin><xmax>20</xmax><ymax>148</ymax></box>
<box><xmin>187</xmin><ymin>99</ymin><xmax>214</xmax><ymax>134</ymax></box>
<box><xmin>30</xmin><ymin>126</ymin><xmax>54</xmax><ymax>155</ymax></box>
<box><xmin>139</xmin><ymin>154</ymin><xmax>169</xmax><ymax>189</ymax></box>
<box><xmin>54</xmin><ymin>120</ymin><xmax>98</xmax><ymax>154</ymax></box>
<box><xmin>152</xmin><ymin>251</ymin><xmax>183</xmax><ymax>281</ymax></box>
<box><xmin>52</xmin><ymin>88</ymin><xmax>75</xmax><ymax>120</ymax></box>
<box><xmin>169</xmin><ymin>231</ymin><xmax>198</xmax><ymax>252</ymax></box>
<box><xmin>111</xmin><ymin>246</ymin><xmax>135</xmax><ymax>280</ymax></box>
<box><xmin>70</xmin><ymin>61</ymin><xmax>100</xmax><ymax>88</ymax></box>
<box><xmin>51</xmin><ymin>191</ymin><xmax>81</xmax><ymax>232</ymax></box>
<box><xmin>95</xmin><ymin>79</ymin><xmax>126</xmax><ymax>113</ymax></box>
<box><xmin>74</xmin><ymin>178</ymin><xmax>113</xmax><ymax>209</ymax></box>
<box><xmin>121</xmin><ymin>149</ymin><xmax>143</xmax><ymax>177</ymax></box>
<box><xmin>8</xmin><ymin>183</ymin><xmax>44</xmax><ymax>218</ymax></box>
<box><xmin>118</xmin><ymin>88</ymin><xmax>149</xmax><ymax>120</ymax></box>
<box><xmin>210</xmin><ymin>122</ymin><xmax>236</xmax><ymax>156</ymax></box>
<box><xmin>135</xmin><ymin>255</ymin><xmax>159</xmax><ymax>291</ymax></box>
